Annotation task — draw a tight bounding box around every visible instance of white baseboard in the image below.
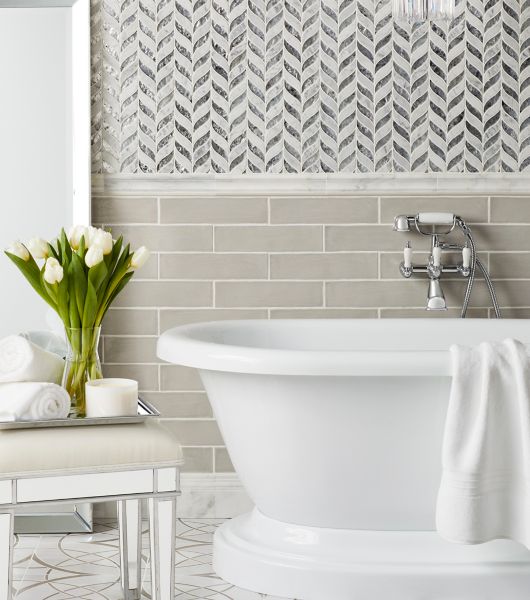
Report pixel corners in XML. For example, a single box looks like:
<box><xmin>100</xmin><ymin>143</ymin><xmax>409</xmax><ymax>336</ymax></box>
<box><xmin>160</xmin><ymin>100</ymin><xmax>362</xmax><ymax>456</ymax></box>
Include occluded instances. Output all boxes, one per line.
<box><xmin>94</xmin><ymin>473</ymin><xmax>252</xmax><ymax>519</ymax></box>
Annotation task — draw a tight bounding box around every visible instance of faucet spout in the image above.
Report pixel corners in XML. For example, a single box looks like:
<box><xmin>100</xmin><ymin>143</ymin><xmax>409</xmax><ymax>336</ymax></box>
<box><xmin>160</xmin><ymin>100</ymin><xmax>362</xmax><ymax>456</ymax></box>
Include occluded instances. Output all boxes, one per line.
<box><xmin>427</xmin><ymin>278</ymin><xmax>447</xmax><ymax>311</ymax></box>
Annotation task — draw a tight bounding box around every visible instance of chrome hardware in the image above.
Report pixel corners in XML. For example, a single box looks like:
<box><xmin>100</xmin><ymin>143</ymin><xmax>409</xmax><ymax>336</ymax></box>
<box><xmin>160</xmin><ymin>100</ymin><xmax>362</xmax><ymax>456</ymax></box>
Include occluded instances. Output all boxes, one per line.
<box><xmin>393</xmin><ymin>215</ymin><xmax>413</xmax><ymax>232</ymax></box>
<box><xmin>393</xmin><ymin>213</ymin><xmax>501</xmax><ymax>318</ymax></box>
<box><xmin>427</xmin><ymin>279</ymin><xmax>447</xmax><ymax>311</ymax></box>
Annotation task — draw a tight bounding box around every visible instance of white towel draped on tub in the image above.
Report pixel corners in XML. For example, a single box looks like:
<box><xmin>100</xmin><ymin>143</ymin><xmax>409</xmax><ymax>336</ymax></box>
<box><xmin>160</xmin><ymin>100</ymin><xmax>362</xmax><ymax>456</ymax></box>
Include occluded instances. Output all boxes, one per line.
<box><xmin>0</xmin><ymin>335</ymin><xmax>64</xmax><ymax>384</ymax></box>
<box><xmin>0</xmin><ymin>382</ymin><xmax>70</xmax><ymax>421</ymax></box>
<box><xmin>436</xmin><ymin>339</ymin><xmax>530</xmax><ymax>549</ymax></box>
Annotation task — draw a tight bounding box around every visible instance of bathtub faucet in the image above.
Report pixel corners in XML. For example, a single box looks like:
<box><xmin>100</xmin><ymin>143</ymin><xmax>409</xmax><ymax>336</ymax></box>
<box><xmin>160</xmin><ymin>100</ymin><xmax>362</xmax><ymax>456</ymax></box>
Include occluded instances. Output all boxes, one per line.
<box><xmin>393</xmin><ymin>212</ymin><xmax>501</xmax><ymax>318</ymax></box>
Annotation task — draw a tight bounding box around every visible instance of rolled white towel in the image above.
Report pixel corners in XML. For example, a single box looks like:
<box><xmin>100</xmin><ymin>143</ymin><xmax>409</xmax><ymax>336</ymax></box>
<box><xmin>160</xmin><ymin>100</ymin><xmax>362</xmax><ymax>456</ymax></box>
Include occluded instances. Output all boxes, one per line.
<box><xmin>0</xmin><ymin>382</ymin><xmax>70</xmax><ymax>421</ymax></box>
<box><xmin>0</xmin><ymin>335</ymin><xmax>64</xmax><ymax>384</ymax></box>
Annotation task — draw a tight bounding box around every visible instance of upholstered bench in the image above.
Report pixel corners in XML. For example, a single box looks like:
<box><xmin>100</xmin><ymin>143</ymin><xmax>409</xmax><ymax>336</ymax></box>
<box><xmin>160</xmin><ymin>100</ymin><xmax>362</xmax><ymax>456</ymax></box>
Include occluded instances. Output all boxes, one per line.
<box><xmin>0</xmin><ymin>421</ymin><xmax>183</xmax><ymax>600</ymax></box>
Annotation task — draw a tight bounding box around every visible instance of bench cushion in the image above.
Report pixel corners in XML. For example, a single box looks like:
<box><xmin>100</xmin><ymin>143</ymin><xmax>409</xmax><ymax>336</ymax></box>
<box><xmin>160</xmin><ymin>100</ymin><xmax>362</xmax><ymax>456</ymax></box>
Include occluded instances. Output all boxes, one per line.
<box><xmin>0</xmin><ymin>420</ymin><xmax>183</xmax><ymax>477</ymax></box>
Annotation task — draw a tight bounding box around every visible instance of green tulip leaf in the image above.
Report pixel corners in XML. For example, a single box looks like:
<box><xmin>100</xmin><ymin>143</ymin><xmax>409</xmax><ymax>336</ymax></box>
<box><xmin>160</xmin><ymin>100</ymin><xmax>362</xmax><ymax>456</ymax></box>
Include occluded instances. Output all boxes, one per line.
<box><xmin>82</xmin><ymin>278</ymin><xmax>97</xmax><ymax>329</ymax></box>
<box><xmin>71</xmin><ymin>253</ymin><xmax>87</xmax><ymax>318</ymax></box>
<box><xmin>5</xmin><ymin>251</ymin><xmax>56</xmax><ymax>310</ymax></box>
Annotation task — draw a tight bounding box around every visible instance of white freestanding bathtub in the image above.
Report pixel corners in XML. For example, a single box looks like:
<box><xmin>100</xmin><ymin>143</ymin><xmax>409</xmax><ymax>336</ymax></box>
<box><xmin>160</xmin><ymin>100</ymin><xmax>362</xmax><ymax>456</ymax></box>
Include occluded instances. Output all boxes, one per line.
<box><xmin>158</xmin><ymin>319</ymin><xmax>530</xmax><ymax>600</ymax></box>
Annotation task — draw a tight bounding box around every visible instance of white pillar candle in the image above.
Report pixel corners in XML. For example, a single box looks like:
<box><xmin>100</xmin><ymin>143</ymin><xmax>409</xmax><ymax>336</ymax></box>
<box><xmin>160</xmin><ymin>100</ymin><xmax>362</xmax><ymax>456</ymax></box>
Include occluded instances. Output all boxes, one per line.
<box><xmin>85</xmin><ymin>378</ymin><xmax>138</xmax><ymax>418</ymax></box>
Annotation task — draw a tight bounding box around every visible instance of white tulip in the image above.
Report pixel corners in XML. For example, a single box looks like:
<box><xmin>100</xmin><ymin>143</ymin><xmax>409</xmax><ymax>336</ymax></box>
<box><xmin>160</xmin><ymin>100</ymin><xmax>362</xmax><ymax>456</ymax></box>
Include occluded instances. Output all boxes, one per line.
<box><xmin>43</xmin><ymin>257</ymin><xmax>63</xmax><ymax>284</ymax></box>
<box><xmin>68</xmin><ymin>225</ymin><xmax>88</xmax><ymax>250</ymax></box>
<box><xmin>85</xmin><ymin>226</ymin><xmax>98</xmax><ymax>246</ymax></box>
<box><xmin>131</xmin><ymin>246</ymin><xmax>150</xmax><ymax>269</ymax></box>
<box><xmin>85</xmin><ymin>245</ymin><xmax>104</xmax><ymax>268</ymax></box>
<box><xmin>89</xmin><ymin>228</ymin><xmax>113</xmax><ymax>255</ymax></box>
<box><xmin>6</xmin><ymin>241</ymin><xmax>30</xmax><ymax>261</ymax></box>
<box><xmin>27</xmin><ymin>237</ymin><xmax>49</xmax><ymax>259</ymax></box>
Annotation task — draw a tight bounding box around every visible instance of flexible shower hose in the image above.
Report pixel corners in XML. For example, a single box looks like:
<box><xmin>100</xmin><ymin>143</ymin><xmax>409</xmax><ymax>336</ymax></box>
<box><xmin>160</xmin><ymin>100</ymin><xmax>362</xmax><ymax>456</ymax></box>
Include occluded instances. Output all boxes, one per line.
<box><xmin>455</xmin><ymin>218</ymin><xmax>501</xmax><ymax>319</ymax></box>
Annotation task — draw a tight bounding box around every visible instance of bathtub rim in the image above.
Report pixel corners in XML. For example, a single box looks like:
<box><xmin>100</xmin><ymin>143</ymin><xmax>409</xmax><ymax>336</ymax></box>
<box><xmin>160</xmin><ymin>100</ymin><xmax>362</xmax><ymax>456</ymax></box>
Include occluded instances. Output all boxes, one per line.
<box><xmin>157</xmin><ymin>318</ymin><xmax>465</xmax><ymax>376</ymax></box>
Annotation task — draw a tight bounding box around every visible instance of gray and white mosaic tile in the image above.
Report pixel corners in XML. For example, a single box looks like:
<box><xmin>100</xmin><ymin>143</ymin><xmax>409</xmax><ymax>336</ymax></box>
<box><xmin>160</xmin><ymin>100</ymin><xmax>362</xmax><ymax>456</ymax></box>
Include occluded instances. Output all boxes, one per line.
<box><xmin>90</xmin><ymin>0</ymin><xmax>529</xmax><ymax>174</ymax></box>
<box><xmin>13</xmin><ymin>519</ymin><xmax>292</xmax><ymax>600</ymax></box>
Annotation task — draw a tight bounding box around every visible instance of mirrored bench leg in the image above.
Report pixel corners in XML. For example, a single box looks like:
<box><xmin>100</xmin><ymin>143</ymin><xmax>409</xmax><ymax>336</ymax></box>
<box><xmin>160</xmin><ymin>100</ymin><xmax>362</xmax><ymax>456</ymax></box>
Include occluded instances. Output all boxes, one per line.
<box><xmin>118</xmin><ymin>500</ymin><xmax>142</xmax><ymax>600</ymax></box>
<box><xmin>0</xmin><ymin>513</ymin><xmax>13</xmax><ymax>600</ymax></box>
<box><xmin>149</xmin><ymin>497</ymin><xmax>176</xmax><ymax>600</ymax></box>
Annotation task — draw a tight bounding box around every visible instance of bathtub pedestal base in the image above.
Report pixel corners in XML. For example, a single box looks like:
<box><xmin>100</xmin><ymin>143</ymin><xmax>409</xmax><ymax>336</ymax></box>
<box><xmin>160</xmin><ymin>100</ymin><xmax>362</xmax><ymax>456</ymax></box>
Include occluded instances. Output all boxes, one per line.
<box><xmin>214</xmin><ymin>509</ymin><xmax>530</xmax><ymax>600</ymax></box>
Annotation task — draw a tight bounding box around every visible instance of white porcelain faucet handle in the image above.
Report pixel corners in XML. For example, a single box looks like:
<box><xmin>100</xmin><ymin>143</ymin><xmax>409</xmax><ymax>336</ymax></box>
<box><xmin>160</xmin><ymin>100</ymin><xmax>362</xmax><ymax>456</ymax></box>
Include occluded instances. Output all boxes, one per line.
<box><xmin>404</xmin><ymin>242</ymin><xmax>412</xmax><ymax>269</ymax></box>
<box><xmin>432</xmin><ymin>245</ymin><xmax>442</xmax><ymax>268</ymax></box>
<box><xmin>462</xmin><ymin>246</ymin><xmax>471</xmax><ymax>269</ymax></box>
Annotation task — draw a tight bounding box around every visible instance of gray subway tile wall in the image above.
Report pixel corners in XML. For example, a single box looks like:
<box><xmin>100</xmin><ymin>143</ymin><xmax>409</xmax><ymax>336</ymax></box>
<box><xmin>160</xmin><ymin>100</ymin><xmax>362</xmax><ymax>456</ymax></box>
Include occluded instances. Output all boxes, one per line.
<box><xmin>94</xmin><ymin>193</ymin><xmax>530</xmax><ymax>473</ymax></box>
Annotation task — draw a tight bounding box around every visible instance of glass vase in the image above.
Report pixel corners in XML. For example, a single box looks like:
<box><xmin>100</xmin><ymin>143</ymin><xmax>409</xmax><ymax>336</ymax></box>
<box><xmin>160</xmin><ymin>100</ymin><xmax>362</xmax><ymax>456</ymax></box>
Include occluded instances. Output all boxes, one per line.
<box><xmin>62</xmin><ymin>327</ymin><xmax>103</xmax><ymax>418</ymax></box>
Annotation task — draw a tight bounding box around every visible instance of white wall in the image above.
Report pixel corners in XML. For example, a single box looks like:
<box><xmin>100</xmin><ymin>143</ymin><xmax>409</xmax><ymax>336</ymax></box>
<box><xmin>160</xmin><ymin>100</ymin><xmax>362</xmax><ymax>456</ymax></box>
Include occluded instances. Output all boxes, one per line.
<box><xmin>0</xmin><ymin>8</ymin><xmax>72</xmax><ymax>336</ymax></box>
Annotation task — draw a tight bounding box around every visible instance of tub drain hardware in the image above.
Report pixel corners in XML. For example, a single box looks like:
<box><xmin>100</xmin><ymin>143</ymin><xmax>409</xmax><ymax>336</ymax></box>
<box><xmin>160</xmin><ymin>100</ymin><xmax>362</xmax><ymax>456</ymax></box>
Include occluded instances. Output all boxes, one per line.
<box><xmin>393</xmin><ymin>212</ymin><xmax>501</xmax><ymax>318</ymax></box>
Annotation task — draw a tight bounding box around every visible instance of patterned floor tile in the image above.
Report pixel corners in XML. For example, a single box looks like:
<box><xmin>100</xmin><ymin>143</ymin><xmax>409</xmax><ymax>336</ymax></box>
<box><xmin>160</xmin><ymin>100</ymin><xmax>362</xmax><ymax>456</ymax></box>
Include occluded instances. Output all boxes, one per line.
<box><xmin>12</xmin><ymin>519</ymin><xmax>292</xmax><ymax>600</ymax></box>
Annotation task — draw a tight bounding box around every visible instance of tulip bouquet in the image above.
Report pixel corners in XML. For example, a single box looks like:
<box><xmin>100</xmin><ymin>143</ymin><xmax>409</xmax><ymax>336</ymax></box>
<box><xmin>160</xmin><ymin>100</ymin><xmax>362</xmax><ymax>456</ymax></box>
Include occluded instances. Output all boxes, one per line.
<box><xmin>5</xmin><ymin>226</ymin><xmax>149</xmax><ymax>417</ymax></box>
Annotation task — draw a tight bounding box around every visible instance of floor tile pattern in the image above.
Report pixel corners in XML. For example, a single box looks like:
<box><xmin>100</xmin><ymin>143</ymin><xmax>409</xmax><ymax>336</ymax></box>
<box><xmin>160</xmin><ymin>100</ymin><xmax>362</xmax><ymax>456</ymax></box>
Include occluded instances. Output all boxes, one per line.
<box><xmin>13</xmin><ymin>519</ymin><xmax>292</xmax><ymax>600</ymax></box>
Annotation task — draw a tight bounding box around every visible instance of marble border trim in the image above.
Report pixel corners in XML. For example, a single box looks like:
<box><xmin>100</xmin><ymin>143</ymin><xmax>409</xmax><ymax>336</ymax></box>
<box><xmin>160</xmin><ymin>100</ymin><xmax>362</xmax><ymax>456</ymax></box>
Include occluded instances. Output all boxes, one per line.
<box><xmin>92</xmin><ymin>173</ymin><xmax>530</xmax><ymax>196</ymax></box>
<box><xmin>177</xmin><ymin>474</ymin><xmax>252</xmax><ymax>519</ymax></box>
<box><xmin>94</xmin><ymin>474</ymin><xmax>250</xmax><ymax>520</ymax></box>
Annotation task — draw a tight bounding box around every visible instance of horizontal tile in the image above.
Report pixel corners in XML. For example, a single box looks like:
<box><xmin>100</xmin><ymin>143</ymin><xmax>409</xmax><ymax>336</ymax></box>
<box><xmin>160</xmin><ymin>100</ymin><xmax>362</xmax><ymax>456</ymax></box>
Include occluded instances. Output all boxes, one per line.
<box><xmin>490</xmin><ymin>196</ymin><xmax>530</xmax><ymax>223</ymax></box>
<box><xmin>103</xmin><ymin>336</ymin><xmax>158</xmax><ymax>363</ymax></box>
<box><xmin>494</xmin><ymin>280</ymin><xmax>530</xmax><ymax>307</ymax></box>
<box><xmin>103</xmin><ymin>309</ymin><xmax>158</xmax><ymax>335</ymax></box>
<box><xmin>489</xmin><ymin>253</ymin><xmax>530</xmax><ymax>278</ymax></box>
<box><xmin>101</xmin><ymin>364</ymin><xmax>158</xmax><ymax>391</ymax></box>
<box><xmin>160</xmin><ymin>196</ymin><xmax>267</xmax><ymax>223</ymax></box>
<box><xmin>270</xmin><ymin>196</ymin><xmax>377</xmax><ymax>223</ymax></box>
<box><xmin>163</xmin><ymin>420</ymin><xmax>224</xmax><ymax>446</ymax></box>
<box><xmin>270</xmin><ymin>308</ymin><xmax>379</xmax><ymax>318</ymax></box>
<box><xmin>270</xmin><ymin>253</ymin><xmax>378</xmax><ymax>279</ymax></box>
<box><xmin>215</xmin><ymin>225</ymin><xmax>322</xmax><ymax>252</ymax></box>
<box><xmin>160</xmin><ymin>253</ymin><xmax>268</xmax><ymax>280</ymax></box>
<box><xmin>326</xmin><ymin>225</ymin><xmax>433</xmax><ymax>252</ymax></box>
<box><xmin>380</xmin><ymin>196</ymin><xmax>489</xmax><ymax>224</ymax></box>
<box><xmin>497</xmin><ymin>307</ymin><xmax>530</xmax><ymax>318</ymax></box>
<box><xmin>160</xmin><ymin>365</ymin><xmax>204</xmax><ymax>391</ymax></box>
<box><xmin>326</xmin><ymin>280</ymin><xmax>493</xmax><ymax>308</ymax></box>
<box><xmin>380</xmin><ymin>308</ymin><xmax>489</xmax><ymax>318</ymax></box>
<box><xmin>115</xmin><ymin>281</ymin><xmax>212</xmax><ymax>307</ymax></box>
<box><xmin>214</xmin><ymin>448</ymin><xmax>234</xmax><ymax>472</ymax></box>
<box><xmin>215</xmin><ymin>281</ymin><xmax>323</xmax><ymax>307</ymax></box>
<box><xmin>108</xmin><ymin>225</ymin><xmax>212</xmax><ymax>251</ymax></box>
<box><xmin>180</xmin><ymin>447</ymin><xmax>213</xmax><ymax>473</ymax></box>
<box><xmin>92</xmin><ymin>196</ymin><xmax>158</xmax><ymax>224</ymax></box>
<box><xmin>325</xmin><ymin>224</ymin><xmax>501</xmax><ymax>253</ymax></box>
<box><xmin>160</xmin><ymin>308</ymin><xmax>267</xmax><ymax>330</ymax></box>
<box><xmin>470</xmin><ymin>225</ymin><xmax>530</xmax><ymax>252</ymax></box>
<box><xmin>141</xmin><ymin>392</ymin><xmax>212</xmax><ymax>418</ymax></box>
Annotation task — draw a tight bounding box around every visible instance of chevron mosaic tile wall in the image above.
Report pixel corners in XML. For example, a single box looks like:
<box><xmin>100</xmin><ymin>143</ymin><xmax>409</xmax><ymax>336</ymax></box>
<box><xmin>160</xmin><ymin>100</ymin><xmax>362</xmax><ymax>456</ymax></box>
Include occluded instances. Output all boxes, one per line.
<box><xmin>90</xmin><ymin>0</ymin><xmax>529</xmax><ymax>174</ymax></box>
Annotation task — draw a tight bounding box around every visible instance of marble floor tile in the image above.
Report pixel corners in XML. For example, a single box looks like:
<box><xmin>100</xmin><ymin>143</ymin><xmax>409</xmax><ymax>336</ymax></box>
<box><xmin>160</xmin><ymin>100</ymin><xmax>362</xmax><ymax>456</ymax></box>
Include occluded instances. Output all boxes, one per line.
<box><xmin>12</xmin><ymin>519</ymin><xmax>294</xmax><ymax>600</ymax></box>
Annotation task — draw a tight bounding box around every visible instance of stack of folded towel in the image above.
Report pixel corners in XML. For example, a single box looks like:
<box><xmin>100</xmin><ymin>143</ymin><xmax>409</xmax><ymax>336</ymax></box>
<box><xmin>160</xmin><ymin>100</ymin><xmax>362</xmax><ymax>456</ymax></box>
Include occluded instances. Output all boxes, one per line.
<box><xmin>0</xmin><ymin>335</ymin><xmax>69</xmax><ymax>421</ymax></box>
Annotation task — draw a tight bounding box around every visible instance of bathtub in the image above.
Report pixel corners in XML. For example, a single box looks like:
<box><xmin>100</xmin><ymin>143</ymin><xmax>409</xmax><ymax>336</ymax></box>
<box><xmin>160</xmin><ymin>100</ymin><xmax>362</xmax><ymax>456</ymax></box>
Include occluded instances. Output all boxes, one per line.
<box><xmin>158</xmin><ymin>319</ymin><xmax>530</xmax><ymax>600</ymax></box>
